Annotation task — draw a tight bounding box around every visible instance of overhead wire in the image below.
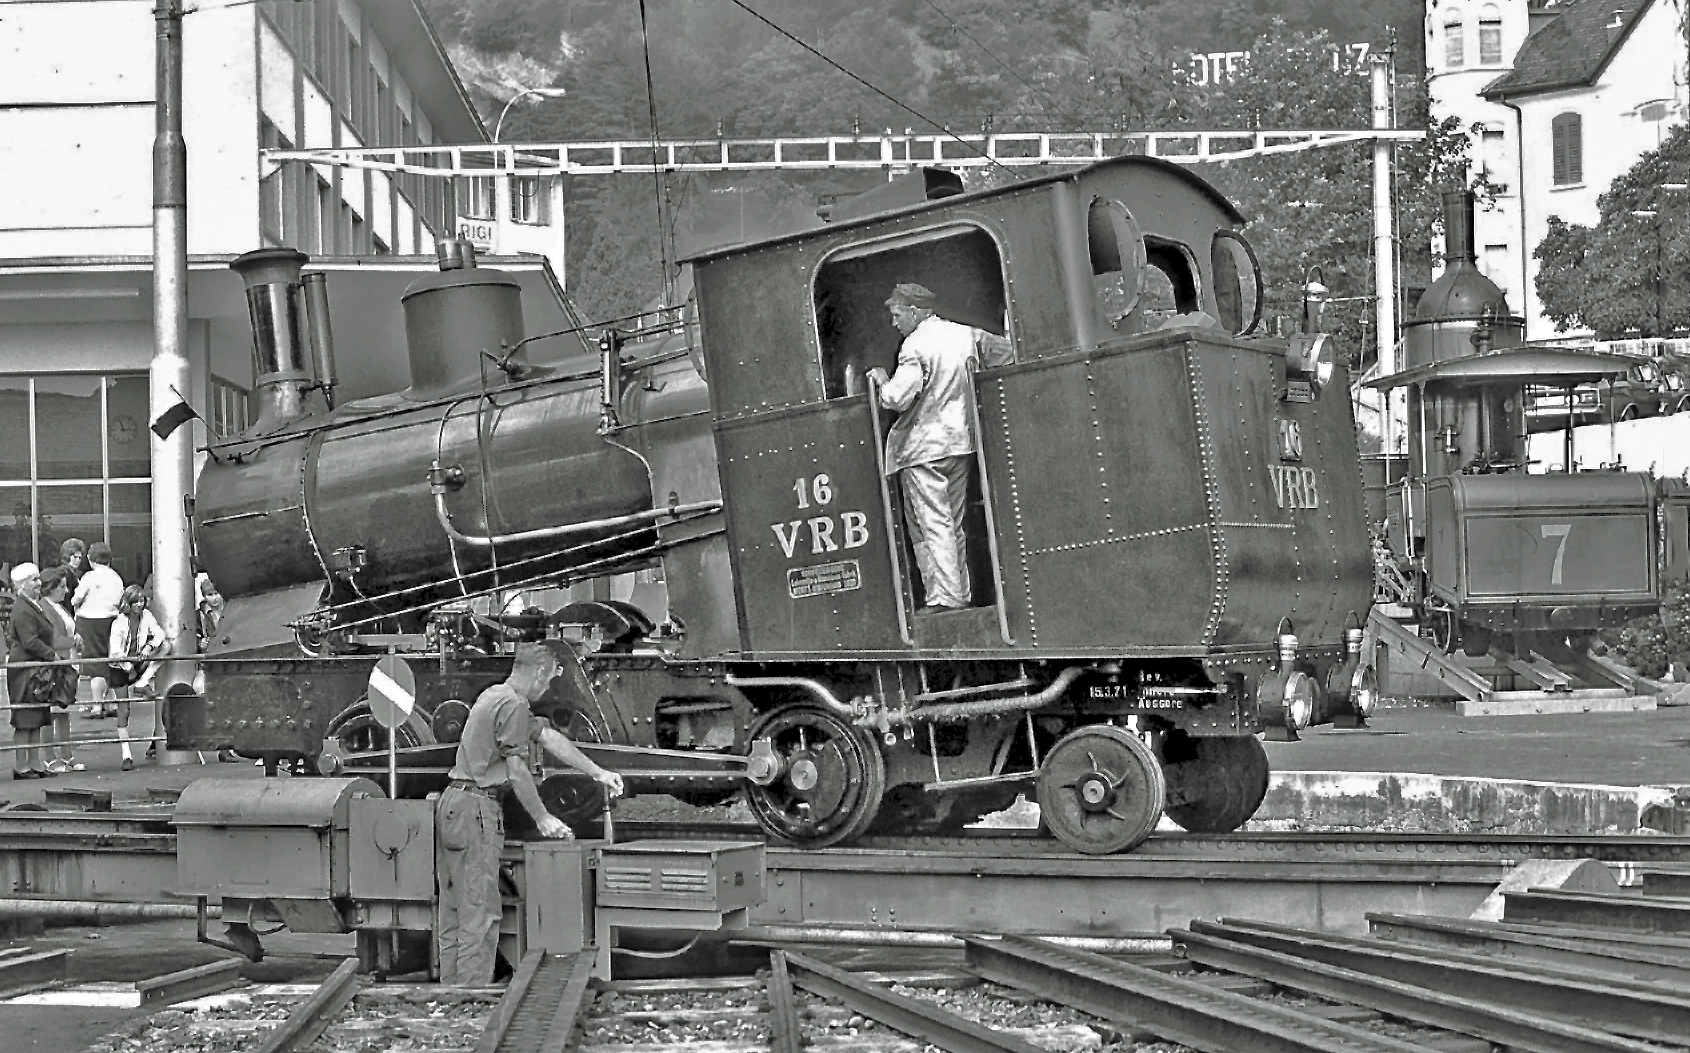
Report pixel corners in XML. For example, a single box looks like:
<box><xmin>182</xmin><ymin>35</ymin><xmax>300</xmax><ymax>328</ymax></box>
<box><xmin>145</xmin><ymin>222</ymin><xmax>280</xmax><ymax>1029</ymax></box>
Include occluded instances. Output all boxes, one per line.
<box><xmin>721</xmin><ymin>0</ymin><xmax>1014</xmax><ymax>176</ymax></box>
<box><xmin>636</xmin><ymin>0</ymin><xmax>677</xmax><ymax>305</ymax></box>
<box><xmin>918</xmin><ymin>0</ymin><xmax>1074</xmax><ymax>127</ymax></box>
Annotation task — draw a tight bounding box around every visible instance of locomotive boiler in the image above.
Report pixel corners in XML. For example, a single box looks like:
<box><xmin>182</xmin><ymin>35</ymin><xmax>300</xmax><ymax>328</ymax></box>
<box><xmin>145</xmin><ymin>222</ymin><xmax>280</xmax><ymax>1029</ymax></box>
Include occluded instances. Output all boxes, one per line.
<box><xmin>172</xmin><ymin>155</ymin><xmax>1376</xmax><ymax>856</ymax></box>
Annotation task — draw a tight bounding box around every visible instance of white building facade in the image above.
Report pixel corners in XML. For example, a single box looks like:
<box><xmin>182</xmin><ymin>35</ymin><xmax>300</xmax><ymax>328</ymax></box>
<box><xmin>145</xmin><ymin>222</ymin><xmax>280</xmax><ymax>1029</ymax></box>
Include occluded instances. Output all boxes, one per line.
<box><xmin>0</xmin><ymin>0</ymin><xmax>486</xmax><ymax>581</ymax></box>
<box><xmin>1427</xmin><ymin>0</ymin><xmax>1687</xmax><ymax>340</ymax></box>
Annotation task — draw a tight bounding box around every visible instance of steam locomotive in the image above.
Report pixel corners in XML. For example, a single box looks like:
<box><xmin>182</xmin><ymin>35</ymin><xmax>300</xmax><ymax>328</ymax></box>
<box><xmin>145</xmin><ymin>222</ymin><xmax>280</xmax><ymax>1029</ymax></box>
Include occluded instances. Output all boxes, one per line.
<box><xmin>169</xmin><ymin>156</ymin><xmax>1375</xmax><ymax>854</ymax></box>
<box><xmin>1370</xmin><ymin>189</ymin><xmax>1690</xmax><ymax>683</ymax></box>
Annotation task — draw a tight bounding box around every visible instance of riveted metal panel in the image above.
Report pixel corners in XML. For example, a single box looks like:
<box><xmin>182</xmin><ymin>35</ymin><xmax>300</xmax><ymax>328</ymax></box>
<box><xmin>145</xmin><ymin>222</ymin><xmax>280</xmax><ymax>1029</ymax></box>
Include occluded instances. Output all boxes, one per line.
<box><xmin>1464</xmin><ymin>513</ymin><xmax>1652</xmax><ymax>599</ymax></box>
<box><xmin>695</xmin><ymin>248</ymin><xmax>826</xmax><ymax>421</ymax></box>
<box><xmin>979</xmin><ymin>334</ymin><xmax>1213</xmax><ymax>649</ymax></box>
<box><xmin>1432</xmin><ymin>473</ymin><xmax>1658</xmax><ymax>606</ymax></box>
<box><xmin>717</xmin><ymin>399</ymin><xmax>905</xmax><ymax>654</ymax></box>
<box><xmin>987</xmin><ymin>194</ymin><xmax>1079</xmax><ymax>360</ymax></box>
<box><xmin>1192</xmin><ymin>343</ymin><xmax>1371</xmax><ymax>648</ymax></box>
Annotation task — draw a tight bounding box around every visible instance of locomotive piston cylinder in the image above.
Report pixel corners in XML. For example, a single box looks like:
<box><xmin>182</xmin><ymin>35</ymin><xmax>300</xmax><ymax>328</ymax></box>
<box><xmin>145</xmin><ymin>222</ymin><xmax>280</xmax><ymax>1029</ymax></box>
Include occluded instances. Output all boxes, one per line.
<box><xmin>230</xmin><ymin>247</ymin><xmax>314</xmax><ymax>433</ymax></box>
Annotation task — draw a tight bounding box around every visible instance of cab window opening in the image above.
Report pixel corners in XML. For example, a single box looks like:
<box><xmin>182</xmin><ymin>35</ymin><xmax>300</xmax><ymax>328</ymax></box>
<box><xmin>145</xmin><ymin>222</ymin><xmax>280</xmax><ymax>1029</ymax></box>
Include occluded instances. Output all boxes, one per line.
<box><xmin>1086</xmin><ymin>197</ymin><xmax>1146</xmax><ymax>333</ymax></box>
<box><xmin>1210</xmin><ymin>230</ymin><xmax>1263</xmax><ymax>336</ymax></box>
<box><xmin>813</xmin><ymin>226</ymin><xmax>1009</xmax><ymax>400</ymax></box>
<box><xmin>1144</xmin><ymin>238</ymin><xmax>1201</xmax><ymax>320</ymax></box>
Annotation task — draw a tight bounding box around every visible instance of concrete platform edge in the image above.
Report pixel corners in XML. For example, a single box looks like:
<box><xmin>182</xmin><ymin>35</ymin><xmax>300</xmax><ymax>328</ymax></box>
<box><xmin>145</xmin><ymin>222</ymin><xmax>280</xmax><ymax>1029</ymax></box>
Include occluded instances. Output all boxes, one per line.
<box><xmin>1257</xmin><ymin>770</ymin><xmax>1688</xmax><ymax>835</ymax></box>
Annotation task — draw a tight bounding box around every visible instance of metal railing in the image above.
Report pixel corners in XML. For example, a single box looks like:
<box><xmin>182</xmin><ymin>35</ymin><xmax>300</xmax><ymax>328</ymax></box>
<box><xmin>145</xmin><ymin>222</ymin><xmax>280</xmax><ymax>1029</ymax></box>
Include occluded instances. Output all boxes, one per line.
<box><xmin>265</xmin><ymin>128</ymin><xmax>1426</xmax><ymax>178</ymax></box>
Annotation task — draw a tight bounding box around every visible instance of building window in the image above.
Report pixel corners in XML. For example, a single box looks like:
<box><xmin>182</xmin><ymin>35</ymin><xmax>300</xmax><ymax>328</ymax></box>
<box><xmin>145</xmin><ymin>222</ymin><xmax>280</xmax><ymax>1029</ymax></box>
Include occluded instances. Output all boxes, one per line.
<box><xmin>1479</xmin><ymin>5</ymin><xmax>1504</xmax><ymax>65</ymax></box>
<box><xmin>461</xmin><ymin>176</ymin><xmax>495</xmax><ymax>220</ymax></box>
<box><xmin>0</xmin><ymin>375</ymin><xmax>152</xmax><ymax>583</ymax></box>
<box><xmin>1445</xmin><ymin>16</ymin><xmax>1465</xmax><ymax>68</ymax></box>
<box><xmin>511</xmin><ymin>177</ymin><xmax>549</xmax><ymax>225</ymax></box>
<box><xmin>259</xmin><ymin>119</ymin><xmax>292</xmax><ymax>247</ymax></box>
<box><xmin>208</xmin><ymin>375</ymin><xmax>250</xmax><ymax>440</ymax></box>
<box><xmin>318</xmin><ymin>178</ymin><xmax>338</xmax><ymax>254</ymax></box>
<box><xmin>1552</xmin><ymin>112</ymin><xmax>1582</xmax><ymax>185</ymax></box>
<box><xmin>1480</xmin><ymin>125</ymin><xmax>1507</xmax><ymax>182</ymax></box>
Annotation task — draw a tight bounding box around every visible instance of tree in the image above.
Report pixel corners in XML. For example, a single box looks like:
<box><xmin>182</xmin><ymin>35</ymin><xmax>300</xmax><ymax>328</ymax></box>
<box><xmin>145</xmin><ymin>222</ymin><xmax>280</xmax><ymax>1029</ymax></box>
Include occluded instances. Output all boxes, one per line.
<box><xmin>1535</xmin><ymin>124</ymin><xmax>1690</xmax><ymax>338</ymax></box>
<box><xmin>416</xmin><ymin>1</ymin><xmax>1470</xmax><ymax>336</ymax></box>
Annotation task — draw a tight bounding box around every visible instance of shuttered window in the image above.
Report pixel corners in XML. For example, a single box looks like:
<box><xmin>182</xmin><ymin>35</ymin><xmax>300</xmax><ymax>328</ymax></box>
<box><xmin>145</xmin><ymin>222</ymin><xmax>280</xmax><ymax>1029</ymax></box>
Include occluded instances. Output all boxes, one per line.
<box><xmin>1551</xmin><ymin>113</ymin><xmax>1582</xmax><ymax>185</ymax></box>
<box><xmin>1479</xmin><ymin>5</ymin><xmax>1504</xmax><ymax>64</ymax></box>
<box><xmin>1444</xmin><ymin>17</ymin><xmax>1465</xmax><ymax>67</ymax></box>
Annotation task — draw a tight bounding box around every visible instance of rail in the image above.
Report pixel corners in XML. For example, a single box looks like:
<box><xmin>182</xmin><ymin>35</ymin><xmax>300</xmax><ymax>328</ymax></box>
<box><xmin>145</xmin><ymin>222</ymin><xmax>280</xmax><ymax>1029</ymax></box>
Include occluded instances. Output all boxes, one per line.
<box><xmin>473</xmin><ymin>949</ymin><xmax>595</xmax><ymax>1053</ymax></box>
<box><xmin>251</xmin><ymin>958</ymin><xmax>360</xmax><ymax>1053</ymax></box>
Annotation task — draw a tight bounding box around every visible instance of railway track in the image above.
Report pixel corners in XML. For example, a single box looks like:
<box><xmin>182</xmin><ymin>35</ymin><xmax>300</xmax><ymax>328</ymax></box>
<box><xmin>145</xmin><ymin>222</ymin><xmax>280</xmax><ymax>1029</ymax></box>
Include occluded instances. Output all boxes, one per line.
<box><xmin>10</xmin><ymin>813</ymin><xmax>1690</xmax><ymax>940</ymax></box>
<box><xmin>11</xmin><ymin>812</ymin><xmax>1690</xmax><ymax>863</ymax></box>
<box><xmin>89</xmin><ymin>874</ymin><xmax>1690</xmax><ymax>1053</ymax></box>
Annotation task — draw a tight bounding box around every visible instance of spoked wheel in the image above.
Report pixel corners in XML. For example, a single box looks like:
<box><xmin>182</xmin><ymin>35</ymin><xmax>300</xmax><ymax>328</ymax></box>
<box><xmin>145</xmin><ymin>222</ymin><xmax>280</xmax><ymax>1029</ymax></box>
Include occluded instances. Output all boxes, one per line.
<box><xmin>1160</xmin><ymin>733</ymin><xmax>1270</xmax><ymax>833</ymax></box>
<box><xmin>745</xmin><ymin>703</ymin><xmax>885</xmax><ymax>849</ymax></box>
<box><xmin>325</xmin><ymin>695</ymin><xmax>435</xmax><ymax>755</ymax></box>
<box><xmin>1036</xmin><ymin>725</ymin><xmax>1165</xmax><ymax>855</ymax></box>
<box><xmin>1425</xmin><ymin>603</ymin><xmax>1459</xmax><ymax>655</ymax></box>
<box><xmin>525</xmin><ymin>700</ymin><xmax>612</xmax><ymax>834</ymax></box>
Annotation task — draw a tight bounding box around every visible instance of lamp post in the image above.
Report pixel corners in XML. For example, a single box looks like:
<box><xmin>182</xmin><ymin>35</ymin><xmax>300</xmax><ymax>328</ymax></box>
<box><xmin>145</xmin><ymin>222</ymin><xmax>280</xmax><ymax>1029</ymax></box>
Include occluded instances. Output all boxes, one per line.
<box><xmin>1632</xmin><ymin>208</ymin><xmax>1663</xmax><ymax>336</ymax></box>
<box><xmin>1630</xmin><ymin>182</ymin><xmax>1688</xmax><ymax>341</ymax></box>
<box><xmin>492</xmin><ymin>86</ymin><xmax>567</xmax><ymax>142</ymax></box>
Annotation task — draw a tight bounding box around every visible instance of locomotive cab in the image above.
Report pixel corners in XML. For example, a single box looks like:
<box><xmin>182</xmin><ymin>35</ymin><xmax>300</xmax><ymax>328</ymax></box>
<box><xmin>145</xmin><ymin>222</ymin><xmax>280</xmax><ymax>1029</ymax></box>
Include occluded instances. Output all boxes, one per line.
<box><xmin>684</xmin><ymin>156</ymin><xmax>1373</xmax><ymax>850</ymax></box>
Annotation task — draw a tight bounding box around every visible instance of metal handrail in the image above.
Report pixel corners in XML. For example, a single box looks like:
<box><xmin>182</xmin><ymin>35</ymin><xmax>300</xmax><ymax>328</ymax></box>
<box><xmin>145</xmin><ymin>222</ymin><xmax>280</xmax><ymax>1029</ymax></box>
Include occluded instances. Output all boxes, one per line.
<box><xmin>866</xmin><ymin>376</ymin><xmax>914</xmax><ymax>645</ymax></box>
<box><xmin>964</xmin><ymin>361</ymin><xmax>1015</xmax><ymax>644</ymax></box>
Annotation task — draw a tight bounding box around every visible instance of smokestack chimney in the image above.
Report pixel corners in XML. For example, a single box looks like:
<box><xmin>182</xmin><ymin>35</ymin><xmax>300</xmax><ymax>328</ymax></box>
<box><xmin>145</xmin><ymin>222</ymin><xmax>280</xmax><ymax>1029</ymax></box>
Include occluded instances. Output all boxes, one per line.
<box><xmin>230</xmin><ymin>247</ymin><xmax>314</xmax><ymax>434</ymax></box>
<box><xmin>1441</xmin><ymin>187</ymin><xmax>1478</xmax><ymax>266</ymax></box>
<box><xmin>1607</xmin><ymin>9</ymin><xmax>1626</xmax><ymax>42</ymax></box>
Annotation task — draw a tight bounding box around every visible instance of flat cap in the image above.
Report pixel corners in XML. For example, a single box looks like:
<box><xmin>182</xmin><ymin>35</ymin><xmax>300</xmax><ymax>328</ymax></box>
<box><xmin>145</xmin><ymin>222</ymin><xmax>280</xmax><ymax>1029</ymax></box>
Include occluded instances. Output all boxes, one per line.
<box><xmin>886</xmin><ymin>283</ymin><xmax>936</xmax><ymax>309</ymax></box>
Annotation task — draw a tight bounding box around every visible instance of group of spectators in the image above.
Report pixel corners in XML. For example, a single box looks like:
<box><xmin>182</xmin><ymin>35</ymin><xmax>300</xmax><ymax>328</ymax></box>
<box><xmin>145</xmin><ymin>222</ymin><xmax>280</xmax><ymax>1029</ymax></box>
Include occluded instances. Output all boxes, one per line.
<box><xmin>5</xmin><ymin>539</ymin><xmax>168</xmax><ymax>779</ymax></box>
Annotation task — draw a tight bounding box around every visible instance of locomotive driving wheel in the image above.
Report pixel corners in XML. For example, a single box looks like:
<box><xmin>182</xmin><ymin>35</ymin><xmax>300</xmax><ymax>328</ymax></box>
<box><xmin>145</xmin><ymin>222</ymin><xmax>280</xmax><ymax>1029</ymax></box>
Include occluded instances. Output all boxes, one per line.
<box><xmin>1036</xmin><ymin>725</ymin><xmax>1165</xmax><ymax>855</ymax></box>
<box><xmin>528</xmin><ymin>701</ymin><xmax>612</xmax><ymax>834</ymax></box>
<box><xmin>745</xmin><ymin>703</ymin><xmax>885</xmax><ymax>849</ymax></box>
<box><xmin>1160</xmin><ymin>733</ymin><xmax>1269</xmax><ymax>833</ymax></box>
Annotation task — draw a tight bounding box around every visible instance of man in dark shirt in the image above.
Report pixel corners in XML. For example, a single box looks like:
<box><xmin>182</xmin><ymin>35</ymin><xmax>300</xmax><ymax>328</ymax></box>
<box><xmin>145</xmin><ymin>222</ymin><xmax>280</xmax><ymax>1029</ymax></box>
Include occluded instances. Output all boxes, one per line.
<box><xmin>435</xmin><ymin>643</ymin><xmax>624</xmax><ymax>985</ymax></box>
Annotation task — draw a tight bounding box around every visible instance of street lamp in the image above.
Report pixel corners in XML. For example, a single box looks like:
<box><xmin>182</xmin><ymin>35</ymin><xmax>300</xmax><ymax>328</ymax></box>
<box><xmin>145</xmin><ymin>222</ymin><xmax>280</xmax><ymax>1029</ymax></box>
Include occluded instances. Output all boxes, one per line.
<box><xmin>1631</xmin><ymin>183</ymin><xmax>1689</xmax><ymax>340</ymax></box>
<box><xmin>492</xmin><ymin>86</ymin><xmax>567</xmax><ymax>142</ymax></box>
<box><xmin>1632</xmin><ymin>207</ymin><xmax>1663</xmax><ymax>336</ymax></box>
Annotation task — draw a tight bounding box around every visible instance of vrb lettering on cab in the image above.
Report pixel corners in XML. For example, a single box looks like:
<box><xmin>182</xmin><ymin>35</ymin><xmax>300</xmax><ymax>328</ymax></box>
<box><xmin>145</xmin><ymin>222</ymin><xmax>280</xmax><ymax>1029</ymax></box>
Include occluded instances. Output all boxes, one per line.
<box><xmin>1269</xmin><ymin>464</ymin><xmax>1321</xmax><ymax>510</ymax></box>
<box><xmin>772</xmin><ymin>473</ymin><xmax>872</xmax><ymax>558</ymax></box>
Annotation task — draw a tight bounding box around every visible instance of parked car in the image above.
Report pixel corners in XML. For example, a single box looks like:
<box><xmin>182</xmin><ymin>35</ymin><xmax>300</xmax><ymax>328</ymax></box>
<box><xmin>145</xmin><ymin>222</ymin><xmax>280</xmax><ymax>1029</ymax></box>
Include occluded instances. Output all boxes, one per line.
<box><xmin>1524</xmin><ymin>382</ymin><xmax>1603</xmax><ymax>432</ymax></box>
<box><xmin>1597</xmin><ymin>355</ymin><xmax>1670</xmax><ymax>422</ymax></box>
<box><xmin>1657</xmin><ymin>354</ymin><xmax>1690</xmax><ymax>414</ymax></box>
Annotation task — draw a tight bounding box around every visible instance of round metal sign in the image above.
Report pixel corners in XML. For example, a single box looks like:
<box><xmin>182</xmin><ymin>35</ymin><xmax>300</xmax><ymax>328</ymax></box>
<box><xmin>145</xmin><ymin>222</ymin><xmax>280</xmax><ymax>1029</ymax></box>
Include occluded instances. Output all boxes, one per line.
<box><xmin>367</xmin><ymin>655</ymin><xmax>417</xmax><ymax>730</ymax></box>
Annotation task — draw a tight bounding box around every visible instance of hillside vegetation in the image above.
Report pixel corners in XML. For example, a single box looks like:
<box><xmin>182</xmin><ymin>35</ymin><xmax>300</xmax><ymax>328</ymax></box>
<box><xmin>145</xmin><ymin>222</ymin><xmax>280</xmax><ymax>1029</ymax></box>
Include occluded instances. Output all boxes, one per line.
<box><xmin>423</xmin><ymin>0</ymin><xmax>1464</xmax><ymax>358</ymax></box>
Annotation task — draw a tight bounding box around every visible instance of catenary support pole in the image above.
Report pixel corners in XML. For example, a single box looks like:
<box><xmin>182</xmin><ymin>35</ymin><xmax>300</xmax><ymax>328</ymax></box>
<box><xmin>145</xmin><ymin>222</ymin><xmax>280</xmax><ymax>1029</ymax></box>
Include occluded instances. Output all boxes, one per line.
<box><xmin>152</xmin><ymin>0</ymin><xmax>197</xmax><ymax>760</ymax></box>
<box><xmin>1371</xmin><ymin>56</ymin><xmax>1398</xmax><ymax>456</ymax></box>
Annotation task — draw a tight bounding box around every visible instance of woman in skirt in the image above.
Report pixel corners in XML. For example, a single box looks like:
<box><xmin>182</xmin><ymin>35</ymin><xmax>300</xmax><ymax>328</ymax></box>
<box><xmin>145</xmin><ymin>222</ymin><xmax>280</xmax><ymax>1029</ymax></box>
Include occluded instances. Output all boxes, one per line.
<box><xmin>38</xmin><ymin>567</ymin><xmax>84</xmax><ymax>774</ymax></box>
<box><xmin>7</xmin><ymin>563</ymin><xmax>54</xmax><ymax>778</ymax></box>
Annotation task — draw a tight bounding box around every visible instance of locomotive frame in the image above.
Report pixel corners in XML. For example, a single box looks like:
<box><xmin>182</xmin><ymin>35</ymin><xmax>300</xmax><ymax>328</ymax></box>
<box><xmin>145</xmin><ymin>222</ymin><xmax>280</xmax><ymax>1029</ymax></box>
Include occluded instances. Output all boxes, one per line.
<box><xmin>174</xmin><ymin>155</ymin><xmax>1375</xmax><ymax>854</ymax></box>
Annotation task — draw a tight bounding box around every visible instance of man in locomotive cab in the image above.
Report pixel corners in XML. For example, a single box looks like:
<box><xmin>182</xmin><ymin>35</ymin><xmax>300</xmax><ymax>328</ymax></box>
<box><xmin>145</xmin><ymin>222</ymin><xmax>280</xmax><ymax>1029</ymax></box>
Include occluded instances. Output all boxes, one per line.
<box><xmin>435</xmin><ymin>643</ymin><xmax>625</xmax><ymax>985</ymax></box>
<box><xmin>867</xmin><ymin>283</ymin><xmax>1010</xmax><ymax>613</ymax></box>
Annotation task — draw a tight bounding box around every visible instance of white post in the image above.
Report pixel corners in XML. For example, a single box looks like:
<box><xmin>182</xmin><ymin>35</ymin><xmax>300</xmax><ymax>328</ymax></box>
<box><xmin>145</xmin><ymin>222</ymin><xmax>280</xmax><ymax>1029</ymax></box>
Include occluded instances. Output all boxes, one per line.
<box><xmin>1371</xmin><ymin>56</ymin><xmax>1400</xmax><ymax>455</ymax></box>
<box><xmin>152</xmin><ymin>0</ymin><xmax>196</xmax><ymax>762</ymax></box>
